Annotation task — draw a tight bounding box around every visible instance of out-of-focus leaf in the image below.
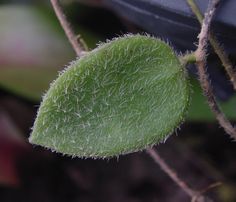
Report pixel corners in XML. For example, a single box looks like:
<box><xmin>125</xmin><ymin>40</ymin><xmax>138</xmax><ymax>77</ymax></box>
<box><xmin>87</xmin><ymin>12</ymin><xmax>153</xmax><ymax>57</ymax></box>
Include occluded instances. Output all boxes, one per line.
<box><xmin>0</xmin><ymin>68</ymin><xmax>60</xmax><ymax>101</ymax></box>
<box><xmin>187</xmin><ymin>78</ymin><xmax>236</xmax><ymax>121</ymax></box>
<box><xmin>0</xmin><ymin>5</ymin><xmax>100</xmax><ymax>101</ymax></box>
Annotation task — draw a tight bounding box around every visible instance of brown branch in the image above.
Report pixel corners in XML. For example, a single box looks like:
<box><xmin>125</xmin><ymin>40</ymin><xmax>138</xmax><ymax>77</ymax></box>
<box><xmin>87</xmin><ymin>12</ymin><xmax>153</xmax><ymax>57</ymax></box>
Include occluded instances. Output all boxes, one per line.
<box><xmin>187</xmin><ymin>0</ymin><xmax>236</xmax><ymax>90</ymax></box>
<box><xmin>193</xmin><ymin>182</ymin><xmax>222</xmax><ymax>201</ymax></box>
<box><xmin>147</xmin><ymin>148</ymin><xmax>196</xmax><ymax>197</ymax></box>
<box><xmin>210</xmin><ymin>35</ymin><xmax>236</xmax><ymax>90</ymax></box>
<box><xmin>147</xmin><ymin>149</ymin><xmax>215</xmax><ymax>201</ymax></box>
<box><xmin>50</xmin><ymin>0</ymin><xmax>86</xmax><ymax>57</ymax></box>
<box><xmin>194</xmin><ymin>0</ymin><xmax>236</xmax><ymax>140</ymax></box>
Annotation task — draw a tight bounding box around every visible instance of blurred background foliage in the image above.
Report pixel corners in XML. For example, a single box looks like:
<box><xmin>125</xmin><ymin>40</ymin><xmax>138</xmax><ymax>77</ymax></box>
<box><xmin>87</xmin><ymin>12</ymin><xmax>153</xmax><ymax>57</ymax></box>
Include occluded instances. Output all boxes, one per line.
<box><xmin>0</xmin><ymin>1</ymin><xmax>235</xmax><ymax>202</ymax></box>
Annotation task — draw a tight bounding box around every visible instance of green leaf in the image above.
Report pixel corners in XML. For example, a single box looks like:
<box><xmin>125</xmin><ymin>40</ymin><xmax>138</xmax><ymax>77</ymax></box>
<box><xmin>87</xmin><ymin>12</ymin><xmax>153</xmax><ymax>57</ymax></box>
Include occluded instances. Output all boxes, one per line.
<box><xmin>29</xmin><ymin>35</ymin><xmax>190</xmax><ymax>158</ymax></box>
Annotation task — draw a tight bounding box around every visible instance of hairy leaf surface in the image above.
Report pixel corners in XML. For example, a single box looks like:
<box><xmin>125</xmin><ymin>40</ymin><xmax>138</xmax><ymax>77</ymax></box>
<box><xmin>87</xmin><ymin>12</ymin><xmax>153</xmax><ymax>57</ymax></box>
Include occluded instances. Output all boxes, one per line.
<box><xmin>30</xmin><ymin>35</ymin><xmax>189</xmax><ymax>158</ymax></box>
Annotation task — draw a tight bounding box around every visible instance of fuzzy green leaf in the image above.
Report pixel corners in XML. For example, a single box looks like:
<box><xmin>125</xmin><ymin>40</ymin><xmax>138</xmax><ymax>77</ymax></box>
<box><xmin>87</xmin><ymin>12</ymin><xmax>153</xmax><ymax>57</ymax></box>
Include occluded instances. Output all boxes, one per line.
<box><xmin>29</xmin><ymin>35</ymin><xmax>189</xmax><ymax>158</ymax></box>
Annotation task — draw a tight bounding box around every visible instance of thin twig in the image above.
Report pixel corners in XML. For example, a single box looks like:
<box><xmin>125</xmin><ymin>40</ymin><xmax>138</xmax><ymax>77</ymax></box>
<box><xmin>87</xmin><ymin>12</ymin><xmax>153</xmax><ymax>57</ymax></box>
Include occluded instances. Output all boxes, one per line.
<box><xmin>147</xmin><ymin>148</ymin><xmax>215</xmax><ymax>202</ymax></box>
<box><xmin>192</xmin><ymin>182</ymin><xmax>221</xmax><ymax>202</ymax></box>
<box><xmin>197</xmin><ymin>182</ymin><xmax>222</xmax><ymax>197</ymax></box>
<box><xmin>50</xmin><ymin>0</ymin><xmax>86</xmax><ymax>57</ymax></box>
<box><xmin>187</xmin><ymin>0</ymin><xmax>236</xmax><ymax>90</ymax></box>
<box><xmin>147</xmin><ymin>148</ymin><xmax>196</xmax><ymax>197</ymax></box>
<box><xmin>194</xmin><ymin>0</ymin><xmax>236</xmax><ymax>140</ymax></box>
